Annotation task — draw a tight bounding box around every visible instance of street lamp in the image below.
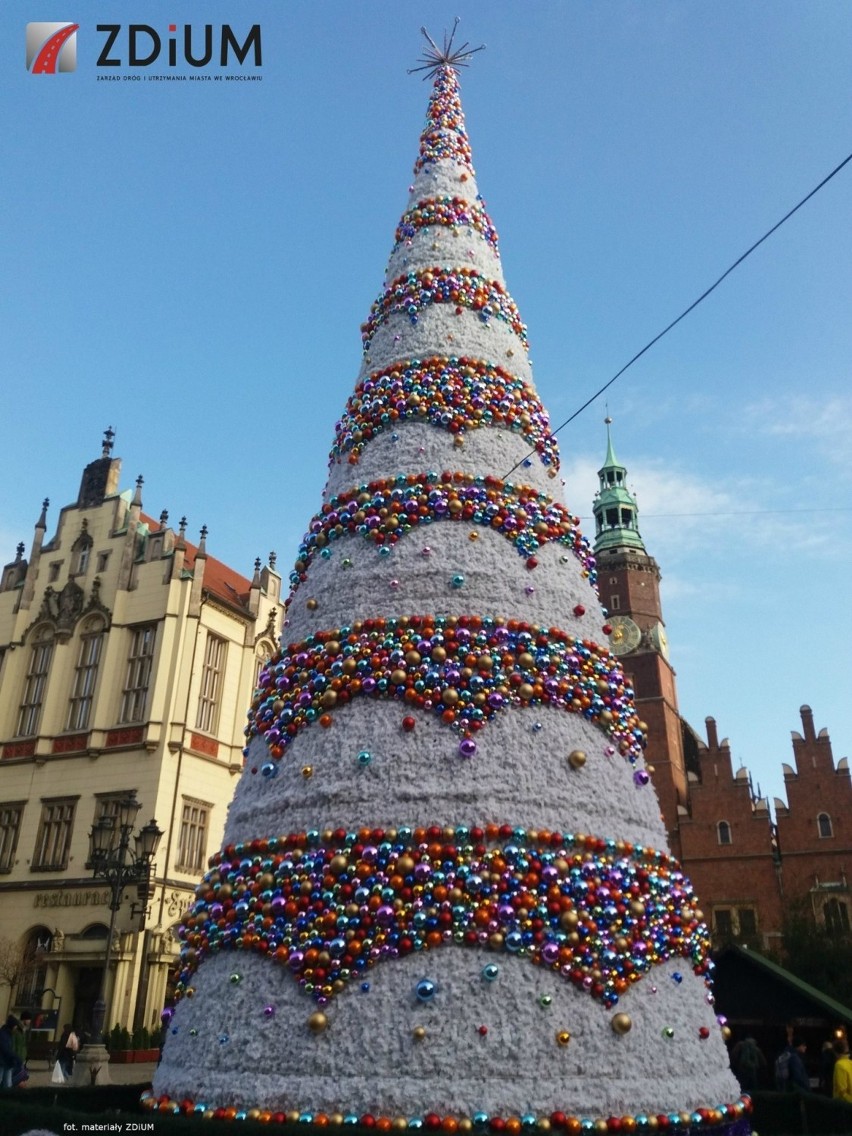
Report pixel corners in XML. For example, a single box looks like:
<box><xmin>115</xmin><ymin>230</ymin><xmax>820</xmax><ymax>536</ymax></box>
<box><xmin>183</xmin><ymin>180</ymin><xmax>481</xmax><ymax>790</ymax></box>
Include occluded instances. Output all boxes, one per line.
<box><xmin>85</xmin><ymin>799</ymin><xmax>163</xmax><ymax>1052</ymax></box>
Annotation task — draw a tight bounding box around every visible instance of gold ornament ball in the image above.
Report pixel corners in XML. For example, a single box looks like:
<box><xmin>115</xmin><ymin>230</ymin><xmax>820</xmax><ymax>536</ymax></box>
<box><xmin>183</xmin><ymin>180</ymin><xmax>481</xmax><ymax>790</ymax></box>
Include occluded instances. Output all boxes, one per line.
<box><xmin>302</xmin><ymin>765</ymin><xmax>313</xmax><ymax>779</ymax></box>
<box><xmin>308</xmin><ymin>1011</ymin><xmax>329</xmax><ymax>1033</ymax></box>
<box><xmin>306</xmin><ymin>598</ymin><xmax>319</xmax><ymax>611</ymax></box>
<box><xmin>329</xmin><ymin>854</ymin><xmax>349</xmax><ymax>875</ymax></box>
<box><xmin>721</xmin><ymin>1026</ymin><xmax>732</xmax><ymax>1041</ymax></box>
<box><xmin>413</xmin><ymin>1026</ymin><xmax>427</xmax><ymax>1041</ymax></box>
<box><xmin>556</xmin><ymin>1030</ymin><xmax>572</xmax><ymax>1047</ymax></box>
<box><xmin>611</xmin><ymin>1013</ymin><xmax>633</xmax><ymax>1035</ymax></box>
<box><xmin>568</xmin><ymin>750</ymin><xmax>587</xmax><ymax>770</ymax></box>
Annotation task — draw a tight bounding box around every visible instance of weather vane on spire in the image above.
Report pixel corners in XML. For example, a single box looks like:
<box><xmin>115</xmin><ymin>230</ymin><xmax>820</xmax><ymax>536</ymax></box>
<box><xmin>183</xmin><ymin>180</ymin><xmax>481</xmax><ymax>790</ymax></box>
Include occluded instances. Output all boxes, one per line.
<box><xmin>408</xmin><ymin>18</ymin><xmax>485</xmax><ymax>79</ymax></box>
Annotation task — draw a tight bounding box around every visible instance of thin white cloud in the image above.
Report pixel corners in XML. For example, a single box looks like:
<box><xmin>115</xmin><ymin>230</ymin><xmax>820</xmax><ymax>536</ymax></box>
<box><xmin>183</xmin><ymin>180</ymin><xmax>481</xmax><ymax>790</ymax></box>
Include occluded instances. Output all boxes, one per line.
<box><xmin>563</xmin><ymin>453</ymin><xmax>842</xmax><ymax>562</ymax></box>
<box><xmin>743</xmin><ymin>393</ymin><xmax>852</xmax><ymax>445</ymax></box>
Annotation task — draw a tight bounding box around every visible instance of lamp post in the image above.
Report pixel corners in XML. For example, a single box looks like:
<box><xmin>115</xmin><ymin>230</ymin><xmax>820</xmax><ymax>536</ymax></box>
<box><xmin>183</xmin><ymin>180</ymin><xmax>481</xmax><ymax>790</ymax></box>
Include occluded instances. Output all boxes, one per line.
<box><xmin>79</xmin><ymin>798</ymin><xmax>162</xmax><ymax>1082</ymax></box>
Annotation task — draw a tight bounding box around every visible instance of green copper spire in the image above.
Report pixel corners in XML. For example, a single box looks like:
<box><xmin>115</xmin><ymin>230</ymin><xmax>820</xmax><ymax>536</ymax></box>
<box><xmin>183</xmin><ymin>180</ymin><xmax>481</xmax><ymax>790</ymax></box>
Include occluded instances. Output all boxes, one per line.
<box><xmin>592</xmin><ymin>417</ymin><xmax>647</xmax><ymax>554</ymax></box>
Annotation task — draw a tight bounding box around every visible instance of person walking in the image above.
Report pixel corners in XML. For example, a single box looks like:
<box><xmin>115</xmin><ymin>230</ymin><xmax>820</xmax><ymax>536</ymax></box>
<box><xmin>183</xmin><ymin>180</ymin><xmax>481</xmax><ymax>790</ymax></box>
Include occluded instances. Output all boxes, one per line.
<box><xmin>57</xmin><ymin>1023</ymin><xmax>79</xmax><ymax>1079</ymax></box>
<box><xmin>0</xmin><ymin>1016</ymin><xmax>25</xmax><ymax>1090</ymax></box>
<box><xmin>833</xmin><ymin>1037</ymin><xmax>852</xmax><ymax>1103</ymax></box>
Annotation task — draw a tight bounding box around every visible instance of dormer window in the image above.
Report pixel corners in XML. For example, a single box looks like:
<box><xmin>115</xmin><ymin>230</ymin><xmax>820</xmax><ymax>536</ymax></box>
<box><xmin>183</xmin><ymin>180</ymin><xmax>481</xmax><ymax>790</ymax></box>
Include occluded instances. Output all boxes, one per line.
<box><xmin>76</xmin><ymin>544</ymin><xmax>90</xmax><ymax>575</ymax></box>
<box><xmin>717</xmin><ymin>820</ymin><xmax>732</xmax><ymax>846</ymax></box>
<box><xmin>71</xmin><ymin>524</ymin><xmax>93</xmax><ymax>577</ymax></box>
<box><xmin>818</xmin><ymin>812</ymin><xmax>833</xmax><ymax>839</ymax></box>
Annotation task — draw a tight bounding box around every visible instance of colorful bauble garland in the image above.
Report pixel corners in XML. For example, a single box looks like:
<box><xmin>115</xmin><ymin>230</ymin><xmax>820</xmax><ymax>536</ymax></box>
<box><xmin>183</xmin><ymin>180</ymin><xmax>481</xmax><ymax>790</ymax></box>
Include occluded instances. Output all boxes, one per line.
<box><xmin>393</xmin><ymin>196</ymin><xmax>499</xmax><ymax>257</ymax></box>
<box><xmin>330</xmin><ymin>356</ymin><xmax>559</xmax><ymax>471</ymax></box>
<box><xmin>245</xmin><ymin>618</ymin><xmax>643</xmax><ymax>763</ymax></box>
<box><xmin>361</xmin><ymin>268</ymin><xmax>529</xmax><ymax>355</ymax></box>
<box><xmin>175</xmin><ymin>830</ymin><xmax>709</xmax><ymax>1010</ymax></box>
<box><xmin>286</xmin><ymin>474</ymin><xmax>594</xmax><ymax>604</ymax></box>
<box><xmin>143</xmin><ymin>1090</ymin><xmax>753</xmax><ymax>1133</ymax></box>
<box><xmin>414</xmin><ymin>66</ymin><xmax>474</xmax><ymax>176</ymax></box>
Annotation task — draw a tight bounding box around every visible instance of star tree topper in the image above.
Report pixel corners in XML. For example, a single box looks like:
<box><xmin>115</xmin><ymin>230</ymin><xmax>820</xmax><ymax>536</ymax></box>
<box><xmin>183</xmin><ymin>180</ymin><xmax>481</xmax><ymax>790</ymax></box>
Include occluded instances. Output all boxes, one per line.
<box><xmin>408</xmin><ymin>18</ymin><xmax>485</xmax><ymax>78</ymax></box>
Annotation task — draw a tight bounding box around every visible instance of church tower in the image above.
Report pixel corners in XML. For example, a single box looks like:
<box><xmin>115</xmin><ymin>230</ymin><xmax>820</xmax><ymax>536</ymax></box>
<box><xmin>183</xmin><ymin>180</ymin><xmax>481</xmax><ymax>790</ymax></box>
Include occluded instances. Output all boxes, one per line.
<box><xmin>592</xmin><ymin>417</ymin><xmax>688</xmax><ymax>850</ymax></box>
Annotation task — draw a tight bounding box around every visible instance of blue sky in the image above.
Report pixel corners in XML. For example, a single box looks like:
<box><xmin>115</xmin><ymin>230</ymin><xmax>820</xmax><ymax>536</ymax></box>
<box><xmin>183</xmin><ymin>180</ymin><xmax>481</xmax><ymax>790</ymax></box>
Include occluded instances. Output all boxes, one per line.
<box><xmin>3</xmin><ymin>1</ymin><xmax>851</xmax><ymax>810</ymax></box>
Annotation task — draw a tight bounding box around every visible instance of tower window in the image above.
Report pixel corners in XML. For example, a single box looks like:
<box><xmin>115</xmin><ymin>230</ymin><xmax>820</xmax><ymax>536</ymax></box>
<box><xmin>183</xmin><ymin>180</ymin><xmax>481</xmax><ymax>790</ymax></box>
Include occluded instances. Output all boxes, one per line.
<box><xmin>717</xmin><ymin>820</ymin><xmax>732</xmax><ymax>846</ymax></box>
<box><xmin>817</xmin><ymin>812</ymin><xmax>833</xmax><ymax>839</ymax></box>
<box><xmin>620</xmin><ymin>508</ymin><xmax>633</xmax><ymax>527</ymax></box>
<box><xmin>605</xmin><ymin>508</ymin><xmax>618</xmax><ymax>527</ymax></box>
<box><xmin>609</xmin><ymin>595</ymin><xmax>621</xmax><ymax>611</ymax></box>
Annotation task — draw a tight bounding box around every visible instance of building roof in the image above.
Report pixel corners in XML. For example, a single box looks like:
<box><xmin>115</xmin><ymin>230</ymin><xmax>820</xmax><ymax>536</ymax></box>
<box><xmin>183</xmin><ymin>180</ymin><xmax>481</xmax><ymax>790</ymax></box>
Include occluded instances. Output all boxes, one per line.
<box><xmin>140</xmin><ymin>513</ymin><xmax>253</xmax><ymax>613</ymax></box>
<box><xmin>714</xmin><ymin>944</ymin><xmax>852</xmax><ymax>1027</ymax></box>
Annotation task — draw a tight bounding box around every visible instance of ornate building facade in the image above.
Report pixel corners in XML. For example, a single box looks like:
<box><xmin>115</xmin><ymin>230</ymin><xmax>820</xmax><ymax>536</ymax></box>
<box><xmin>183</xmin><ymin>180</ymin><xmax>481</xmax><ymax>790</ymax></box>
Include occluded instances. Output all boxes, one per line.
<box><xmin>592</xmin><ymin>420</ymin><xmax>852</xmax><ymax>953</ymax></box>
<box><xmin>0</xmin><ymin>432</ymin><xmax>281</xmax><ymax>1044</ymax></box>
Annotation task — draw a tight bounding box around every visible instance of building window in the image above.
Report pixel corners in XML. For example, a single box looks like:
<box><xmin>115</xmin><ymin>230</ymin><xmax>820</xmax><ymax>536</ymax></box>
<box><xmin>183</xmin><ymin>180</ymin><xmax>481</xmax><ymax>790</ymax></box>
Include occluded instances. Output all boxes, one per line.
<box><xmin>825</xmin><ymin>898</ymin><xmax>850</xmax><ymax>935</ymax></box>
<box><xmin>713</xmin><ymin>908</ymin><xmax>733</xmax><ymax>938</ymax></box>
<box><xmin>717</xmin><ymin>820</ymin><xmax>732</xmax><ymax>846</ymax></box>
<box><xmin>48</xmin><ymin>562</ymin><xmax>62</xmax><ymax>583</ymax></box>
<box><xmin>176</xmin><ymin>798</ymin><xmax>211</xmax><ymax>873</ymax></box>
<box><xmin>66</xmin><ymin>622</ymin><xmax>104</xmax><ymax>731</ymax></box>
<box><xmin>196</xmin><ymin>634</ymin><xmax>227</xmax><ymax>735</ymax></box>
<box><xmin>609</xmin><ymin>595</ymin><xmax>621</xmax><ymax>611</ymax></box>
<box><xmin>96</xmin><ymin>551</ymin><xmax>110</xmax><ymax>574</ymax></box>
<box><xmin>818</xmin><ymin>812</ymin><xmax>833</xmax><ymax>839</ymax></box>
<box><xmin>120</xmin><ymin>625</ymin><xmax>156</xmax><ymax>723</ymax></box>
<box><xmin>737</xmin><ymin>907</ymin><xmax>757</xmax><ymax>938</ymax></box>
<box><xmin>0</xmin><ymin>803</ymin><xmax>25</xmax><ymax>873</ymax></box>
<box><xmin>32</xmin><ymin>798</ymin><xmax>77</xmax><ymax>871</ymax></box>
<box><xmin>94</xmin><ymin>792</ymin><xmax>137</xmax><ymax>825</ymax></box>
<box><xmin>15</xmin><ymin>928</ymin><xmax>52</xmax><ymax>1006</ymax></box>
<box><xmin>17</xmin><ymin>629</ymin><xmax>55</xmax><ymax>737</ymax></box>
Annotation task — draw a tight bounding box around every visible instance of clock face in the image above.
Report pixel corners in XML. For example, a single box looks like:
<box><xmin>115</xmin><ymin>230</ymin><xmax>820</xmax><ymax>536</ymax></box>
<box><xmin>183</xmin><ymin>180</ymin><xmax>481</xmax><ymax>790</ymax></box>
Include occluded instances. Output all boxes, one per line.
<box><xmin>607</xmin><ymin>615</ymin><xmax>642</xmax><ymax>656</ymax></box>
<box><xmin>651</xmin><ymin>622</ymin><xmax>670</xmax><ymax>660</ymax></box>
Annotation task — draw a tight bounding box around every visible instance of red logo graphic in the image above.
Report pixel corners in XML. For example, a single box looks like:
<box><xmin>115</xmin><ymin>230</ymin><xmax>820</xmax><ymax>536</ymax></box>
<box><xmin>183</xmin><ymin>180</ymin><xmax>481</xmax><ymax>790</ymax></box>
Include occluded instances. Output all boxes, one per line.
<box><xmin>26</xmin><ymin>22</ymin><xmax>79</xmax><ymax>73</ymax></box>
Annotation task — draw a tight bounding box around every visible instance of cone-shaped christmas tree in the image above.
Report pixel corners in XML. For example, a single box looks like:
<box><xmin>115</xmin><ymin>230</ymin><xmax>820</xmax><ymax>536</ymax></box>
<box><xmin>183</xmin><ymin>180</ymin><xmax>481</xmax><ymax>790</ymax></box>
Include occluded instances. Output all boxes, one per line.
<box><xmin>153</xmin><ymin>40</ymin><xmax>749</xmax><ymax>1134</ymax></box>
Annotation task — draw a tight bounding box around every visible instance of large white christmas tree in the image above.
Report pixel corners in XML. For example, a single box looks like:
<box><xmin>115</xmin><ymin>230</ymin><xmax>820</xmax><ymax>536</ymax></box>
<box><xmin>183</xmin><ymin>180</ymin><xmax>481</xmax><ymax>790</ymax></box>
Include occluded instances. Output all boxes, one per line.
<box><xmin>152</xmin><ymin>32</ymin><xmax>749</xmax><ymax>1134</ymax></box>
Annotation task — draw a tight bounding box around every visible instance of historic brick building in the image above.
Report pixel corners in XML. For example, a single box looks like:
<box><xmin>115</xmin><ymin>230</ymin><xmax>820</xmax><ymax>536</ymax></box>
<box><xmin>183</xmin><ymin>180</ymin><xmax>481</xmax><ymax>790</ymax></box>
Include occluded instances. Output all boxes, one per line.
<box><xmin>592</xmin><ymin>419</ymin><xmax>852</xmax><ymax>952</ymax></box>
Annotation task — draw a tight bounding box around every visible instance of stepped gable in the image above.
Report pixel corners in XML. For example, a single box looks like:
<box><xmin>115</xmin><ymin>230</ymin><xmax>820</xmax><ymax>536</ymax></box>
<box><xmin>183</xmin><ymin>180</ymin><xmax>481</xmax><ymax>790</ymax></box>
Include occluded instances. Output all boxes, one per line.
<box><xmin>152</xmin><ymin>39</ymin><xmax>748</xmax><ymax>1134</ymax></box>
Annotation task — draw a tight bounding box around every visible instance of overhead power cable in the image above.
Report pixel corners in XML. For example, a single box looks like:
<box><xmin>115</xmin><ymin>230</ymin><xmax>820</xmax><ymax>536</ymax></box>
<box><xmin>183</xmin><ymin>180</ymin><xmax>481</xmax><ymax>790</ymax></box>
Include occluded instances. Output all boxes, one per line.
<box><xmin>502</xmin><ymin>148</ymin><xmax>852</xmax><ymax>480</ymax></box>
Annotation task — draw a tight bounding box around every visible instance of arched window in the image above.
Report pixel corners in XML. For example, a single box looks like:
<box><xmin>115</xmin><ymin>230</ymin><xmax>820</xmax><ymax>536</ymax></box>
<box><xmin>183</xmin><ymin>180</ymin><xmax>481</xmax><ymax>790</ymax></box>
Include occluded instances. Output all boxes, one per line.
<box><xmin>824</xmin><ymin>898</ymin><xmax>850</xmax><ymax>935</ymax></box>
<box><xmin>15</xmin><ymin>927</ymin><xmax>52</xmax><ymax>1007</ymax></box>
<box><xmin>818</xmin><ymin>812</ymin><xmax>833</xmax><ymax>839</ymax></box>
<box><xmin>717</xmin><ymin>820</ymin><xmax>732</xmax><ymax>846</ymax></box>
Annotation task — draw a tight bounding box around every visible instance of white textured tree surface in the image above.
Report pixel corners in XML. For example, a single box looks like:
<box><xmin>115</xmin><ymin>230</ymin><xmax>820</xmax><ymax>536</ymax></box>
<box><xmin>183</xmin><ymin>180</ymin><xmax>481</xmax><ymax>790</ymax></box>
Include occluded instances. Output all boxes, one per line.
<box><xmin>153</xmin><ymin>62</ymin><xmax>748</xmax><ymax>1132</ymax></box>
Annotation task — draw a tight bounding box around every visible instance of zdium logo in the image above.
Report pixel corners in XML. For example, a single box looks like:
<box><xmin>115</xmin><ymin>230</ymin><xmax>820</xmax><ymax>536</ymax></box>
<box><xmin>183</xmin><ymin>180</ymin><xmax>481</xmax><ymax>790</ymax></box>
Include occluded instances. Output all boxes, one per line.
<box><xmin>26</xmin><ymin>22</ymin><xmax>79</xmax><ymax>73</ymax></box>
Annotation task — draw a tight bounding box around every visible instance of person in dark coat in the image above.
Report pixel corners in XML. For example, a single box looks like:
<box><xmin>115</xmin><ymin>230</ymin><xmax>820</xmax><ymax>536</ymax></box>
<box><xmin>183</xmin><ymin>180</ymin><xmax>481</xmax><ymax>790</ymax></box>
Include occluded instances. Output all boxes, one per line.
<box><xmin>57</xmin><ymin>1023</ymin><xmax>79</xmax><ymax>1078</ymax></box>
<box><xmin>0</xmin><ymin>1015</ymin><xmax>25</xmax><ymax>1090</ymax></box>
<box><xmin>732</xmin><ymin>1035</ymin><xmax>766</xmax><ymax>1092</ymax></box>
<box><xmin>776</xmin><ymin>1039</ymin><xmax>810</xmax><ymax>1092</ymax></box>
